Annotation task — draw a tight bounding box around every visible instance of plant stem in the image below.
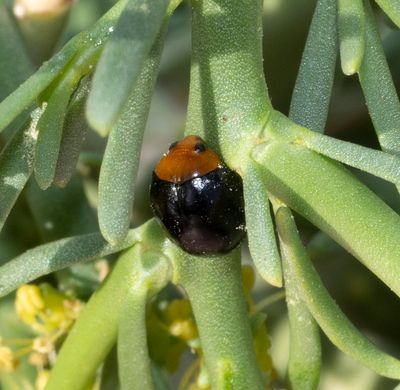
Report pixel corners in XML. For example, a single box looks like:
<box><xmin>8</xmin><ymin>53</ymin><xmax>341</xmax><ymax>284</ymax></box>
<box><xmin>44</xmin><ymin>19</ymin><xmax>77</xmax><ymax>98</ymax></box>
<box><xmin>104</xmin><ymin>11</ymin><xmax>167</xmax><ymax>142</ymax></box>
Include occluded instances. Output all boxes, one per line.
<box><xmin>46</xmin><ymin>241</ymin><xmax>173</xmax><ymax>390</ymax></box>
<box><xmin>186</xmin><ymin>0</ymin><xmax>270</xmax><ymax>171</ymax></box>
<box><xmin>118</xmin><ymin>289</ymin><xmax>154</xmax><ymax>390</ymax></box>
<box><xmin>171</xmin><ymin>246</ymin><xmax>265</xmax><ymax>389</ymax></box>
<box><xmin>45</xmin><ymin>245</ymin><xmax>142</xmax><ymax>390</ymax></box>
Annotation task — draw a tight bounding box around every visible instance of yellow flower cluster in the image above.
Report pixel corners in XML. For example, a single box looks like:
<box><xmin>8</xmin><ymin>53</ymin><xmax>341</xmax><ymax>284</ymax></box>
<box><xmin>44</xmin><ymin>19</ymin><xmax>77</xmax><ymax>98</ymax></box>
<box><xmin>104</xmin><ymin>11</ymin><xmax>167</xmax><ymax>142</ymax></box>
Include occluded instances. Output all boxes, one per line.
<box><xmin>0</xmin><ymin>283</ymin><xmax>83</xmax><ymax>389</ymax></box>
<box><xmin>0</xmin><ymin>342</ymin><xmax>18</xmax><ymax>373</ymax></box>
<box><xmin>15</xmin><ymin>283</ymin><xmax>82</xmax><ymax>335</ymax></box>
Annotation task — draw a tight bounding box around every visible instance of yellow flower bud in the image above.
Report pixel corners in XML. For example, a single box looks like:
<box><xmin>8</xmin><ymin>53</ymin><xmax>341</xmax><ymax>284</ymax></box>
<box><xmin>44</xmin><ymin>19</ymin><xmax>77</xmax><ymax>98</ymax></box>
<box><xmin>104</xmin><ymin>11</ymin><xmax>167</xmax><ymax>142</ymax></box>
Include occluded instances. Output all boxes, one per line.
<box><xmin>32</xmin><ymin>336</ymin><xmax>55</xmax><ymax>354</ymax></box>
<box><xmin>35</xmin><ymin>369</ymin><xmax>50</xmax><ymax>390</ymax></box>
<box><xmin>166</xmin><ymin>300</ymin><xmax>198</xmax><ymax>342</ymax></box>
<box><xmin>28</xmin><ymin>351</ymin><xmax>49</xmax><ymax>367</ymax></box>
<box><xmin>0</xmin><ymin>345</ymin><xmax>18</xmax><ymax>373</ymax></box>
<box><xmin>241</xmin><ymin>265</ymin><xmax>255</xmax><ymax>296</ymax></box>
<box><xmin>15</xmin><ymin>283</ymin><xmax>82</xmax><ymax>334</ymax></box>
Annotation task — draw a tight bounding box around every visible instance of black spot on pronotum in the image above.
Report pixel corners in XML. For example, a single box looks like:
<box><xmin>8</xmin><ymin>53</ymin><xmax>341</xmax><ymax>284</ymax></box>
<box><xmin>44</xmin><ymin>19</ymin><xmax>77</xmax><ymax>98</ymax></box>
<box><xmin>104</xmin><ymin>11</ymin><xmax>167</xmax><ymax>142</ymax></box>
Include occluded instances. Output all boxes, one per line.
<box><xmin>168</xmin><ymin>141</ymin><xmax>178</xmax><ymax>151</ymax></box>
<box><xmin>194</xmin><ymin>143</ymin><xmax>206</xmax><ymax>153</ymax></box>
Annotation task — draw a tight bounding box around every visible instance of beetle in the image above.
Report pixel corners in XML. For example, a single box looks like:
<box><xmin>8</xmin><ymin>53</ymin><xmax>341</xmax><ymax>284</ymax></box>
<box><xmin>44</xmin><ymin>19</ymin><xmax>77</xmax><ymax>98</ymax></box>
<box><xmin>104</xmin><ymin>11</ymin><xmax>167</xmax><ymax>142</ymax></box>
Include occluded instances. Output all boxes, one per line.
<box><xmin>149</xmin><ymin>135</ymin><xmax>246</xmax><ymax>255</ymax></box>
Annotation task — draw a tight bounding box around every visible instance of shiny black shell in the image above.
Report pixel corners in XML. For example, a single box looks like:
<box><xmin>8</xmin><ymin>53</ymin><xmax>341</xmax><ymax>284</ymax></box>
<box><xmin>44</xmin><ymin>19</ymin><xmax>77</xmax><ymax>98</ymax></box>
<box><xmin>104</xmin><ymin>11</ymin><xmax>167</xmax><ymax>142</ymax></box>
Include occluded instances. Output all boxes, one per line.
<box><xmin>150</xmin><ymin>166</ymin><xmax>246</xmax><ymax>255</ymax></box>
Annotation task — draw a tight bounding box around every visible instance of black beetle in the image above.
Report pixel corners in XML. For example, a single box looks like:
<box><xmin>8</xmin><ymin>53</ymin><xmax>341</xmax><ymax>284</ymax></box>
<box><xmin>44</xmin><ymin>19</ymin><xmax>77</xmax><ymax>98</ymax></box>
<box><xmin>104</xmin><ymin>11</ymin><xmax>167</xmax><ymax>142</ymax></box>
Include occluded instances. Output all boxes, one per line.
<box><xmin>150</xmin><ymin>135</ymin><xmax>246</xmax><ymax>255</ymax></box>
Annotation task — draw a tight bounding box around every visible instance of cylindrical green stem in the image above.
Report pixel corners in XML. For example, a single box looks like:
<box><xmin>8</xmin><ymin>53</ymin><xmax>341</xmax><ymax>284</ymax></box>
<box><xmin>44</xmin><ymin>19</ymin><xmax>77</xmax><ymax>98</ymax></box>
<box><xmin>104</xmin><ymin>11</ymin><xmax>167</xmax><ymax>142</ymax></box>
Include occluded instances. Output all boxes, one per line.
<box><xmin>45</xmin><ymin>219</ymin><xmax>171</xmax><ymax>390</ymax></box>
<box><xmin>186</xmin><ymin>0</ymin><xmax>270</xmax><ymax>170</ymax></box>
<box><xmin>118</xmin><ymin>246</ymin><xmax>173</xmax><ymax>390</ymax></box>
<box><xmin>45</xmin><ymin>245</ymin><xmax>142</xmax><ymax>390</ymax></box>
<box><xmin>118</xmin><ymin>289</ymin><xmax>154</xmax><ymax>390</ymax></box>
<box><xmin>172</xmin><ymin>247</ymin><xmax>265</xmax><ymax>389</ymax></box>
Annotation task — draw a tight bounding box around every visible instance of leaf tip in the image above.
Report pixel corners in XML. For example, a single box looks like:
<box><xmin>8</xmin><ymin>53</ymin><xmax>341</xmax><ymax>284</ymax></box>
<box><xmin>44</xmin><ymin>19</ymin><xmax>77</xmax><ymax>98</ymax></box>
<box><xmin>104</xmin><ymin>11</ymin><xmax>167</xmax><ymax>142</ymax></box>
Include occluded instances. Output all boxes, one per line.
<box><xmin>99</xmin><ymin>223</ymin><xmax>129</xmax><ymax>247</ymax></box>
<box><xmin>260</xmin><ymin>269</ymin><xmax>283</xmax><ymax>288</ymax></box>
<box><xmin>34</xmin><ymin>170</ymin><xmax>52</xmax><ymax>191</ymax></box>
<box><xmin>85</xmin><ymin>106</ymin><xmax>112</xmax><ymax>137</ymax></box>
<box><xmin>341</xmin><ymin>58</ymin><xmax>361</xmax><ymax>76</ymax></box>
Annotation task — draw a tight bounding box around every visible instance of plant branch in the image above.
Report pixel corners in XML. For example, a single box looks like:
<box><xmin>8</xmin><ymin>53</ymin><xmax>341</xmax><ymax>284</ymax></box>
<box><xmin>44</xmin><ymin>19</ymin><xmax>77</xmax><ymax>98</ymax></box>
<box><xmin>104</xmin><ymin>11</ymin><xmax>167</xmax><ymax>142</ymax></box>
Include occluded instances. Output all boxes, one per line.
<box><xmin>186</xmin><ymin>0</ymin><xmax>270</xmax><ymax>171</ymax></box>
<box><xmin>118</xmin><ymin>249</ymin><xmax>172</xmax><ymax>390</ymax></box>
<box><xmin>46</xmin><ymin>227</ymin><xmax>172</xmax><ymax>389</ymax></box>
<box><xmin>170</xmin><ymin>244</ymin><xmax>265</xmax><ymax>389</ymax></box>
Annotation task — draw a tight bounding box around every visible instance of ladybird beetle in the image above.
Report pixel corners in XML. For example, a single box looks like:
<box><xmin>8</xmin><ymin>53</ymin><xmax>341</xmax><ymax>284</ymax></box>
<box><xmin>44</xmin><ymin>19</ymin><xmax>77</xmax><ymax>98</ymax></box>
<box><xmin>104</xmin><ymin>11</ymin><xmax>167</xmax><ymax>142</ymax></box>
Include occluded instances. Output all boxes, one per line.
<box><xmin>150</xmin><ymin>135</ymin><xmax>246</xmax><ymax>255</ymax></box>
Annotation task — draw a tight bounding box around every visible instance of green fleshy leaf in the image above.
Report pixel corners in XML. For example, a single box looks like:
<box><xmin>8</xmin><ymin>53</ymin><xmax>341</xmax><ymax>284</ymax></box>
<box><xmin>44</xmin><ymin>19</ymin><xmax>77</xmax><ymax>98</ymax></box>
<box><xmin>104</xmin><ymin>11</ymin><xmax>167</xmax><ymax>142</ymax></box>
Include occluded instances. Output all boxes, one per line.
<box><xmin>358</xmin><ymin>1</ymin><xmax>400</xmax><ymax>157</ymax></box>
<box><xmin>375</xmin><ymin>0</ymin><xmax>400</xmax><ymax>28</ymax></box>
<box><xmin>86</xmin><ymin>0</ymin><xmax>169</xmax><ymax>135</ymax></box>
<box><xmin>303</xmin><ymin>127</ymin><xmax>400</xmax><ymax>186</ymax></box>
<box><xmin>268</xmin><ymin>111</ymin><xmax>400</xmax><ymax>187</ymax></box>
<box><xmin>34</xmin><ymin>72</ymin><xmax>78</xmax><ymax>189</ymax></box>
<box><xmin>54</xmin><ymin>77</ymin><xmax>90</xmax><ymax>187</ymax></box>
<box><xmin>0</xmin><ymin>5</ymin><xmax>33</xmax><ymax>100</ymax></box>
<box><xmin>98</xmin><ymin>29</ymin><xmax>166</xmax><ymax>244</ymax></box>
<box><xmin>337</xmin><ymin>0</ymin><xmax>365</xmax><ymax>75</ymax></box>
<box><xmin>0</xmin><ymin>107</ymin><xmax>43</xmax><ymax>233</ymax></box>
<box><xmin>0</xmin><ymin>228</ymin><xmax>141</xmax><ymax>298</ymax></box>
<box><xmin>243</xmin><ymin>160</ymin><xmax>282</xmax><ymax>287</ymax></box>
<box><xmin>276</xmin><ymin>206</ymin><xmax>400</xmax><ymax>380</ymax></box>
<box><xmin>0</xmin><ymin>32</ymin><xmax>83</xmax><ymax>134</ymax></box>
<box><xmin>253</xmin><ymin>139</ymin><xmax>400</xmax><ymax>299</ymax></box>
<box><xmin>280</xmin><ymin>239</ymin><xmax>321</xmax><ymax>390</ymax></box>
<box><xmin>289</xmin><ymin>0</ymin><xmax>337</xmax><ymax>133</ymax></box>
<box><xmin>35</xmin><ymin>44</ymin><xmax>102</xmax><ymax>190</ymax></box>
<box><xmin>0</xmin><ymin>0</ymin><xmax>128</xmax><ymax>135</ymax></box>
